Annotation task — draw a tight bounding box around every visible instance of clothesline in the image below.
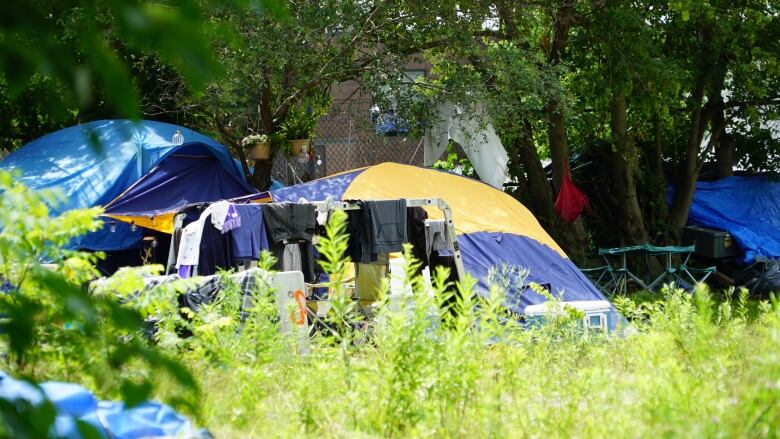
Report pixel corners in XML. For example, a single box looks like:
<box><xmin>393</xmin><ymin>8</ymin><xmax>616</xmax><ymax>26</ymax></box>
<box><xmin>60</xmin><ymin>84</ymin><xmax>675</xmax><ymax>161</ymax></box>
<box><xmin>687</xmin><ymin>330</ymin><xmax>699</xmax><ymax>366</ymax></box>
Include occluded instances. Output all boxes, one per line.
<box><xmin>165</xmin><ymin>197</ymin><xmax>465</xmax><ymax>298</ymax></box>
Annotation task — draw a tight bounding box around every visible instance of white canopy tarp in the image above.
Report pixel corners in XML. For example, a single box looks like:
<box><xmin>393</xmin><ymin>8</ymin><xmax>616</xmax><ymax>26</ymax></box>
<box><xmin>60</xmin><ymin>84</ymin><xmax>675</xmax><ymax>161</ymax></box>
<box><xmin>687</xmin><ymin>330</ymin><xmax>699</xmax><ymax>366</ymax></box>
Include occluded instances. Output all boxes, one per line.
<box><xmin>424</xmin><ymin>102</ymin><xmax>509</xmax><ymax>189</ymax></box>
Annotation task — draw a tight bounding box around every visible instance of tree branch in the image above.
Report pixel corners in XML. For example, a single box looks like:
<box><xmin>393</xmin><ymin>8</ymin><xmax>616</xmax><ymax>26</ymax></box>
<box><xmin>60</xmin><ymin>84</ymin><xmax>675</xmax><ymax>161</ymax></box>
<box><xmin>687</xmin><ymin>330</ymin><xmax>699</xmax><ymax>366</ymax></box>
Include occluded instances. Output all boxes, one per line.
<box><xmin>215</xmin><ymin>114</ymin><xmax>251</xmax><ymax>179</ymax></box>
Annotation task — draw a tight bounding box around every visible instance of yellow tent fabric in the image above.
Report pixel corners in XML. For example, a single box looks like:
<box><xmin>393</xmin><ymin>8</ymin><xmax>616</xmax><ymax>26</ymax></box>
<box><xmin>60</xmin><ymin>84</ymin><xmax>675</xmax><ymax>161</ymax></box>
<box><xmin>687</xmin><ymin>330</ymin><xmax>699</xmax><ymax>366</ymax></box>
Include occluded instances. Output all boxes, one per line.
<box><xmin>341</xmin><ymin>163</ymin><xmax>566</xmax><ymax>257</ymax></box>
<box><xmin>104</xmin><ymin>195</ymin><xmax>272</xmax><ymax>234</ymax></box>
<box><xmin>103</xmin><ymin>213</ymin><xmax>177</xmax><ymax>234</ymax></box>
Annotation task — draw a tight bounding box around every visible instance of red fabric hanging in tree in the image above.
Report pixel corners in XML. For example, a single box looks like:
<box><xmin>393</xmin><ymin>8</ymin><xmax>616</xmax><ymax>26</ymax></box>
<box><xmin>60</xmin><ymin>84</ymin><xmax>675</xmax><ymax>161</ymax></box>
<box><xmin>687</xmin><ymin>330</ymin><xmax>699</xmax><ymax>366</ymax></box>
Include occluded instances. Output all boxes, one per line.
<box><xmin>554</xmin><ymin>160</ymin><xmax>589</xmax><ymax>222</ymax></box>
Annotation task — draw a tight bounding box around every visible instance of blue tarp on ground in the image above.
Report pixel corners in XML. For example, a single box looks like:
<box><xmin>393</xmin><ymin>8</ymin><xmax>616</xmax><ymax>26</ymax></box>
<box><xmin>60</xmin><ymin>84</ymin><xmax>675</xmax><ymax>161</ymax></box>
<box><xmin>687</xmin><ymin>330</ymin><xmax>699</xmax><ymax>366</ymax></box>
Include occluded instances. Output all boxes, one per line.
<box><xmin>0</xmin><ymin>371</ymin><xmax>210</xmax><ymax>438</ymax></box>
<box><xmin>0</xmin><ymin>120</ymin><xmax>251</xmax><ymax>251</ymax></box>
<box><xmin>671</xmin><ymin>176</ymin><xmax>780</xmax><ymax>263</ymax></box>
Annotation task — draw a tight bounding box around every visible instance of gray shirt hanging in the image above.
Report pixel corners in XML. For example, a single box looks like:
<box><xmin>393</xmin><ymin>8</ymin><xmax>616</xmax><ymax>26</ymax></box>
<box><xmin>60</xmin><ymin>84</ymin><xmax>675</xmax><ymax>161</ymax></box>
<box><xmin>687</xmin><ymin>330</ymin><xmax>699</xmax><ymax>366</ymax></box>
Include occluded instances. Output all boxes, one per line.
<box><xmin>425</xmin><ymin>219</ymin><xmax>452</xmax><ymax>257</ymax></box>
<box><xmin>362</xmin><ymin>200</ymin><xmax>408</xmax><ymax>261</ymax></box>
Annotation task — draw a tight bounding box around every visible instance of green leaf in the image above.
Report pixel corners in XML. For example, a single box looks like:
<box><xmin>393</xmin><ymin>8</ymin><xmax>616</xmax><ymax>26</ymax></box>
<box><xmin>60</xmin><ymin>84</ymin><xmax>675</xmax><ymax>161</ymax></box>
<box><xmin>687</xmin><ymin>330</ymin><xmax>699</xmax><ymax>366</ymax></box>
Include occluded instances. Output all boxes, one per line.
<box><xmin>120</xmin><ymin>379</ymin><xmax>153</xmax><ymax>408</ymax></box>
<box><xmin>75</xmin><ymin>419</ymin><xmax>105</xmax><ymax>439</ymax></box>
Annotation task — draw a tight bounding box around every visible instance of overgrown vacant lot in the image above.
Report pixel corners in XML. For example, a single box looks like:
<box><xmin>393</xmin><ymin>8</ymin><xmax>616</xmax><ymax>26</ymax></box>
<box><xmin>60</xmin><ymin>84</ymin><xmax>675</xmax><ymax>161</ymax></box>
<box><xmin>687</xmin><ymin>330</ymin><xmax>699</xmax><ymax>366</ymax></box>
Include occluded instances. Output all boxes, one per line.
<box><xmin>156</xmin><ymin>283</ymin><xmax>779</xmax><ymax>438</ymax></box>
<box><xmin>2</xmin><ymin>179</ymin><xmax>778</xmax><ymax>438</ymax></box>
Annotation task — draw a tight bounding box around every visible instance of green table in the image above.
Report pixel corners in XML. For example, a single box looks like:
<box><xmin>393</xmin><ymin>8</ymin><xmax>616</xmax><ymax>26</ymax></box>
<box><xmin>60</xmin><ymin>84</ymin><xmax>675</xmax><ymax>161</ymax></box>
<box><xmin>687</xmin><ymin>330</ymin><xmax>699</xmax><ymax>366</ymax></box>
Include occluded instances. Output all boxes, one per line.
<box><xmin>584</xmin><ymin>244</ymin><xmax>715</xmax><ymax>295</ymax></box>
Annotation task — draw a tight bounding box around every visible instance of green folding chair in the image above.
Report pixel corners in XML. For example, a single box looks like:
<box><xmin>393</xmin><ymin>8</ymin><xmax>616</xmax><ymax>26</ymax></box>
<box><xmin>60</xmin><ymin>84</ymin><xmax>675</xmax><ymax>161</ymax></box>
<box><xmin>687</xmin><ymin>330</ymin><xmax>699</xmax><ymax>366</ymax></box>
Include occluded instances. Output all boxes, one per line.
<box><xmin>582</xmin><ymin>265</ymin><xmax>631</xmax><ymax>296</ymax></box>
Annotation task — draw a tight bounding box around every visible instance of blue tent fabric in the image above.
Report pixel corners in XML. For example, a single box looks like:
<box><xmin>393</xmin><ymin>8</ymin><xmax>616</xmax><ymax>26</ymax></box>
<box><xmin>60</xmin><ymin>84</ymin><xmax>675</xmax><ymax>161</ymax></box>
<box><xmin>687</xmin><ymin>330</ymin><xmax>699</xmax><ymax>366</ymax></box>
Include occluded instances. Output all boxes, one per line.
<box><xmin>670</xmin><ymin>176</ymin><xmax>780</xmax><ymax>263</ymax></box>
<box><xmin>103</xmin><ymin>144</ymin><xmax>257</xmax><ymax>217</ymax></box>
<box><xmin>271</xmin><ymin>168</ymin><xmax>366</xmax><ymax>202</ymax></box>
<box><xmin>458</xmin><ymin>232</ymin><xmax>606</xmax><ymax>313</ymax></box>
<box><xmin>71</xmin><ymin>221</ymin><xmax>145</xmax><ymax>251</ymax></box>
<box><xmin>0</xmin><ymin>120</ymin><xmax>242</xmax><ymax>215</ymax></box>
<box><xmin>0</xmin><ymin>120</ymin><xmax>251</xmax><ymax>251</ymax></box>
<box><xmin>0</xmin><ymin>371</ymin><xmax>210</xmax><ymax>438</ymax></box>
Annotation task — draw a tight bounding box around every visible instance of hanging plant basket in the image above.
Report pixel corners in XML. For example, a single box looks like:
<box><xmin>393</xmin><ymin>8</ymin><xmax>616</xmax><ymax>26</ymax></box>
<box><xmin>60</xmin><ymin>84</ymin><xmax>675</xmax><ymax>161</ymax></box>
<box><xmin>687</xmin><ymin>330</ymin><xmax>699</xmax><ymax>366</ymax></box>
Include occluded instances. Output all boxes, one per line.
<box><xmin>289</xmin><ymin>139</ymin><xmax>311</xmax><ymax>156</ymax></box>
<box><xmin>247</xmin><ymin>141</ymin><xmax>272</xmax><ymax>160</ymax></box>
<box><xmin>242</xmin><ymin>134</ymin><xmax>271</xmax><ymax>160</ymax></box>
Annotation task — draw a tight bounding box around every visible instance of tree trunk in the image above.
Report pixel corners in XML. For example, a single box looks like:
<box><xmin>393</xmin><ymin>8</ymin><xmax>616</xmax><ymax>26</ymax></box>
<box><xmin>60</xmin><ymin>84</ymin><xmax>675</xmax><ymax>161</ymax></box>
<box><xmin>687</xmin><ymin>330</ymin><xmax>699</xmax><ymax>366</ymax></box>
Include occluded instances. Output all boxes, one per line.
<box><xmin>543</xmin><ymin>101</ymin><xmax>590</xmax><ymax>261</ymax></box>
<box><xmin>711</xmin><ymin>93</ymin><xmax>734</xmax><ymax>179</ymax></box>
<box><xmin>668</xmin><ymin>81</ymin><xmax>706</xmax><ymax>238</ymax></box>
<box><xmin>639</xmin><ymin>107</ymin><xmax>670</xmax><ymax>244</ymax></box>
<box><xmin>610</xmin><ymin>91</ymin><xmax>648</xmax><ymax>245</ymax></box>
<box><xmin>546</xmin><ymin>102</ymin><xmax>569</xmax><ymax>192</ymax></box>
<box><xmin>545</xmin><ymin>0</ymin><xmax>575</xmax><ymax>192</ymax></box>
<box><xmin>668</xmin><ymin>62</ymin><xmax>727</xmax><ymax>237</ymax></box>
<box><xmin>650</xmin><ymin>109</ymin><xmax>664</xmax><ymax>182</ymax></box>
<box><xmin>667</xmin><ymin>26</ymin><xmax>730</xmax><ymax>239</ymax></box>
<box><xmin>252</xmin><ymin>159</ymin><xmax>273</xmax><ymax>190</ymax></box>
<box><xmin>516</xmin><ymin>119</ymin><xmax>555</xmax><ymax>222</ymax></box>
<box><xmin>249</xmin><ymin>67</ymin><xmax>281</xmax><ymax>190</ymax></box>
<box><xmin>541</xmin><ymin>0</ymin><xmax>588</xmax><ymax>262</ymax></box>
<box><xmin>716</xmin><ymin>133</ymin><xmax>735</xmax><ymax>178</ymax></box>
<box><xmin>506</xmin><ymin>159</ymin><xmax>532</xmax><ymax>209</ymax></box>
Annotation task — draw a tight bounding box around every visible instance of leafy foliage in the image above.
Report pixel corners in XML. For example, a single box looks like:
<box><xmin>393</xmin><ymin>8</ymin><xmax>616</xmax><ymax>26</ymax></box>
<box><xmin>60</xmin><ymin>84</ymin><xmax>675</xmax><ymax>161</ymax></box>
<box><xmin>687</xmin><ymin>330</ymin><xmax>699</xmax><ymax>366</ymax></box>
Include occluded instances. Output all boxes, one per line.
<box><xmin>0</xmin><ymin>173</ymin><xmax>199</xmax><ymax>435</ymax></box>
<box><xmin>280</xmin><ymin>105</ymin><xmax>325</xmax><ymax>141</ymax></box>
<box><xmin>432</xmin><ymin>143</ymin><xmax>478</xmax><ymax>179</ymax></box>
<box><xmin>0</xmin><ymin>0</ymin><xmax>285</xmax><ymax>147</ymax></box>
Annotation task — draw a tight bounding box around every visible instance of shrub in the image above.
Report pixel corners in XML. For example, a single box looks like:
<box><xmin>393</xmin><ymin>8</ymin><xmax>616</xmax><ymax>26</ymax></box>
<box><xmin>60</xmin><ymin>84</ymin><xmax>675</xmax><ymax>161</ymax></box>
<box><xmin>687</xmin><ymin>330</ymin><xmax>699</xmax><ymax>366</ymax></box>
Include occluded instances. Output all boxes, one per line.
<box><xmin>0</xmin><ymin>172</ymin><xmax>199</xmax><ymax>436</ymax></box>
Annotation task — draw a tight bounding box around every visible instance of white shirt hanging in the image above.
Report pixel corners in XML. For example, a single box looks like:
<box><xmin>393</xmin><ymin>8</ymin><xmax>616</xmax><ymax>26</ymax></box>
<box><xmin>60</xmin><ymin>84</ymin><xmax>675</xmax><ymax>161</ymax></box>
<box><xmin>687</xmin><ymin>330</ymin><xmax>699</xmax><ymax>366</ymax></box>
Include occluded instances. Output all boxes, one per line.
<box><xmin>210</xmin><ymin>200</ymin><xmax>231</xmax><ymax>231</ymax></box>
<box><xmin>176</xmin><ymin>218</ymin><xmax>207</xmax><ymax>267</ymax></box>
<box><xmin>175</xmin><ymin>204</ymin><xmax>216</xmax><ymax>268</ymax></box>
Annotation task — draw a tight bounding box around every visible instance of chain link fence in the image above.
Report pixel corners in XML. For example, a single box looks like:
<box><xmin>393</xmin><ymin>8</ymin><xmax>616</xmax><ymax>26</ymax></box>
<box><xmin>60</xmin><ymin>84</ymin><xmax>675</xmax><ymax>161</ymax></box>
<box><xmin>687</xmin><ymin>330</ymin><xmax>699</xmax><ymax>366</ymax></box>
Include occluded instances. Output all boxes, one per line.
<box><xmin>271</xmin><ymin>103</ymin><xmax>425</xmax><ymax>186</ymax></box>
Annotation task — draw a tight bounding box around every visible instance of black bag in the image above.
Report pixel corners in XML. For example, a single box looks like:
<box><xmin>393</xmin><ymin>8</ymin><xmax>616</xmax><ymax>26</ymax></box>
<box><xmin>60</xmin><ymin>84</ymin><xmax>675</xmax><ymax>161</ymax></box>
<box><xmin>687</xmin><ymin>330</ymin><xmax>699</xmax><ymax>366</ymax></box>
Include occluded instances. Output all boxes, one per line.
<box><xmin>734</xmin><ymin>260</ymin><xmax>780</xmax><ymax>295</ymax></box>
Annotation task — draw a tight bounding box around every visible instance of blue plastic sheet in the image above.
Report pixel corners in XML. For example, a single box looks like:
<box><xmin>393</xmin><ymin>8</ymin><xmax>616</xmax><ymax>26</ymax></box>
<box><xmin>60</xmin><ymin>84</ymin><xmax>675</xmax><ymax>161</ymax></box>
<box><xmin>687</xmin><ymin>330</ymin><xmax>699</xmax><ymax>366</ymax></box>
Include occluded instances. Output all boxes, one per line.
<box><xmin>670</xmin><ymin>176</ymin><xmax>780</xmax><ymax>263</ymax></box>
<box><xmin>370</xmin><ymin>110</ymin><xmax>411</xmax><ymax>136</ymax></box>
<box><xmin>0</xmin><ymin>371</ymin><xmax>210</xmax><ymax>438</ymax></box>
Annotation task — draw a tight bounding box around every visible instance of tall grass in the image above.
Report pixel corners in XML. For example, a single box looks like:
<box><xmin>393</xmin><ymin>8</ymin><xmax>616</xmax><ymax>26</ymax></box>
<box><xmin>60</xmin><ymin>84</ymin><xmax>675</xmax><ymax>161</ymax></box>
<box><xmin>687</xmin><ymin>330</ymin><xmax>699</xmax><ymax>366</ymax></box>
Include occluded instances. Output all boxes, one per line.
<box><xmin>4</xmin><ymin>193</ymin><xmax>778</xmax><ymax>437</ymax></box>
<box><xmin>153</xmin><ymin>212</ymin><xmax>780</xmax><ymax>438</ymax></box>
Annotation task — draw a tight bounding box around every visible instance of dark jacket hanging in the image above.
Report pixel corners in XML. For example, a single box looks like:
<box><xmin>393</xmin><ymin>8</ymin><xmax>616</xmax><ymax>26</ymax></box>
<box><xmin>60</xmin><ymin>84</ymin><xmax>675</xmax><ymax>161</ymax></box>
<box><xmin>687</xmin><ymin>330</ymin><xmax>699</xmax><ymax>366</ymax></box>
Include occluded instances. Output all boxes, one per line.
<box><xmin>407</xmin><ymin>206</ymin><xmax>429</xmax><ymax>268</ymax></box>
<box><xmin>261</xmin><ymin>203</ymin><xmax>317</xmax><ymax>281</ymax></box>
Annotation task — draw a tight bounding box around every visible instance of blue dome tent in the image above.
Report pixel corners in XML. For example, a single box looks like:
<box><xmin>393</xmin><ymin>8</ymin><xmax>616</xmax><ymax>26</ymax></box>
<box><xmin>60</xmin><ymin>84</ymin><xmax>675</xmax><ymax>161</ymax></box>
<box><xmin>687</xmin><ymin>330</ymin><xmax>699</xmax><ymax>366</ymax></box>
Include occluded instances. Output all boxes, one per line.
<box><xmin>0</xmin><ymin>120</ymin><xmax>258</xmax><ymax>252</ymax></box>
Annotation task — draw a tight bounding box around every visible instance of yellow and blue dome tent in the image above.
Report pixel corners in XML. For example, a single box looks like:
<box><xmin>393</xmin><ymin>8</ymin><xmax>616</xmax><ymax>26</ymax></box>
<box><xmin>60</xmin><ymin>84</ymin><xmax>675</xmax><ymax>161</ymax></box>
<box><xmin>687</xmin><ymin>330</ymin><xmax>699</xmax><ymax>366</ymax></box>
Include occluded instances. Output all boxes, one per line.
<box><xmin>270</xmin><ymin>162</ymin><xmax>608</xmax><ymax>312</ymax></box>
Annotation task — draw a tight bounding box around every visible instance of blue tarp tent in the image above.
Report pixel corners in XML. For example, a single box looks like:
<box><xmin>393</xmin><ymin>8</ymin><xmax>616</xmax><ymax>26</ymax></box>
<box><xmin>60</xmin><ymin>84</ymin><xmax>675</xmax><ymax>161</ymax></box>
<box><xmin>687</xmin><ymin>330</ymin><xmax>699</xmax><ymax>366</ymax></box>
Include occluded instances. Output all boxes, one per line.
<box><xmin>672</xmin><ymin>176</ymin><xmax>780</xmax><ymax>263</ymax></box>
<box><xmin>0</xmin><ymin>120</ymin><xmax>256</xmax><ymax>251</ymax></box>
<box><xmin>101</xmin><ymin>142</ymin><xmax>266</xmax><ymax>234</ymax></box>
